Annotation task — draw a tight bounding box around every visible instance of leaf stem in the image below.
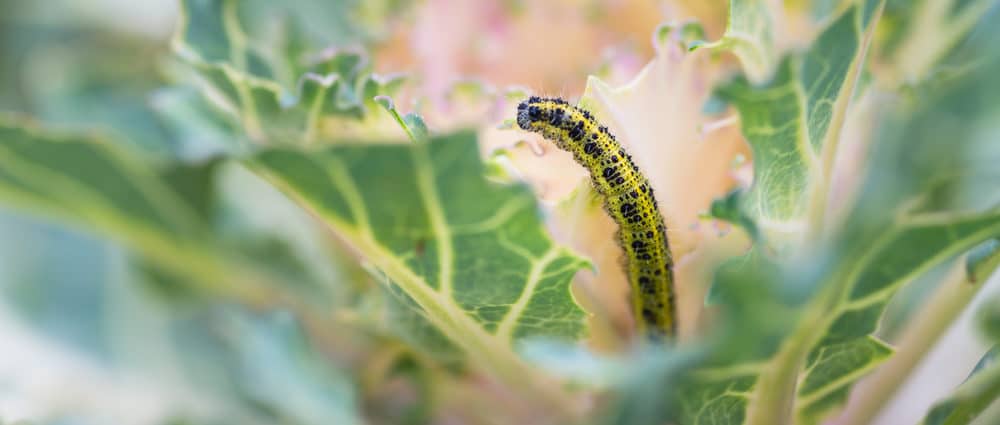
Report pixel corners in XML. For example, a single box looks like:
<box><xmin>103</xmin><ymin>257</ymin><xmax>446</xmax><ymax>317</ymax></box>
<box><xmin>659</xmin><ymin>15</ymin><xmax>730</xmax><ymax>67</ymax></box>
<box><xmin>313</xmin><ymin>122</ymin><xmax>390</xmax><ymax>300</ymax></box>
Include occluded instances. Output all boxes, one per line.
<box><xmin>839</xmin><ymin>263</ymin><xmax>992</xmax><ymax>425</ymax></box>
<box><xmin>804</xmin><ymin>2</ymin><xmax>884</xmax><ymax>242</ymax></box>
<box><xmin>746</xmin><ymin>280</ymin><xmax>843</xmax><ymax>425</ymax></box>
<box><xmin>254</xmin><ymin>170</ymin><xmax>586</xmax><ymax>421</ymax></box>
<box><xmin>750</xmin><ymin>4</ymin><xmax>888</xmax><ymax>422</ymax></box>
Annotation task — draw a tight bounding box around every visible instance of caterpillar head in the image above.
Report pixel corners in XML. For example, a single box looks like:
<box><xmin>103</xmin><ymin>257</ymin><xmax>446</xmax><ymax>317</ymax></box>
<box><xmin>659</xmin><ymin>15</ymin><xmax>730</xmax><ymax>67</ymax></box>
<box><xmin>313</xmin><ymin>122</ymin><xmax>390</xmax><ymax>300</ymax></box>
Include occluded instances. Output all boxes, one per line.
<box><xmin>516</xmin><ymin>96</ymin><xmax>544</xmax><ymax>131</ymax></box>
<box><xmin>516</xmin><ymin>96</ymin><xmax>570</xmax><ymax>133</ymax></box>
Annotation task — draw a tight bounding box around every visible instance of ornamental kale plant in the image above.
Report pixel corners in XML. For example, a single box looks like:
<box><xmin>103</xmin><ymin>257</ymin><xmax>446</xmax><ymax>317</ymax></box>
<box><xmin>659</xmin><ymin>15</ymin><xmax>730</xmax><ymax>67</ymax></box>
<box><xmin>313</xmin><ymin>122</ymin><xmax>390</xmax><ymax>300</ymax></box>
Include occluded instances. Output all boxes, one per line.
<box><xmin>1</xmin><ymin>1</ymin><xmax>999</xmax><ymax>425</ymax></box>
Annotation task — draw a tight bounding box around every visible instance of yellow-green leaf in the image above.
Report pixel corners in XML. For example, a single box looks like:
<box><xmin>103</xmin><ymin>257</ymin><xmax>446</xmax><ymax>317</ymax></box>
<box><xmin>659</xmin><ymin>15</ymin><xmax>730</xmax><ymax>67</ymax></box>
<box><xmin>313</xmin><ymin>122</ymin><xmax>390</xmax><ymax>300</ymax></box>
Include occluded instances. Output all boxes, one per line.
<box><xmin>715</xmin><ymin>0</ymin><xmax>883</xmax><ymax>247</ymax></box>
<box><xmin>695</xmin><ymin>0</ymin><xmax>780</xmax><ymax>82</ymax></box>
<box><xmin>250</xmin><ymin>130</ymin><xmax>590</xmax><ymax>409</ymax></box>
<box><xmin>172</xmin><ymin>0</ymin><xmax>405</xmax><ymax>144</ymax></box>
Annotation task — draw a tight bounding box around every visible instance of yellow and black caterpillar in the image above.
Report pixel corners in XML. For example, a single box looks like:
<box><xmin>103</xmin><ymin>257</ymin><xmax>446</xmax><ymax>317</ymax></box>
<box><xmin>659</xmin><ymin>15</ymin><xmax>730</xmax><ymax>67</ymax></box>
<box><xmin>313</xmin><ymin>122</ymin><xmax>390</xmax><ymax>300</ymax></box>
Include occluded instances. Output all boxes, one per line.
<box><xmin>516</xmin><ymin>96</ymin><xmax>676</xmax><ymax>338</ymax></box>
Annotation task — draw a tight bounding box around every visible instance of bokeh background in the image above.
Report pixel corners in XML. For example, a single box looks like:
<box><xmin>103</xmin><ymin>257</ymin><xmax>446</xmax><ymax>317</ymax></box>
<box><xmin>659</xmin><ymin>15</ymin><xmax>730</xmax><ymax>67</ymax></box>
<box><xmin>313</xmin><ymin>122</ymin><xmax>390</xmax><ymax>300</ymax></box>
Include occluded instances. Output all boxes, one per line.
<box><xmin>1</xmin><ymin>1</ymin><xmax>998</xmax><ymax>424</ymax></box>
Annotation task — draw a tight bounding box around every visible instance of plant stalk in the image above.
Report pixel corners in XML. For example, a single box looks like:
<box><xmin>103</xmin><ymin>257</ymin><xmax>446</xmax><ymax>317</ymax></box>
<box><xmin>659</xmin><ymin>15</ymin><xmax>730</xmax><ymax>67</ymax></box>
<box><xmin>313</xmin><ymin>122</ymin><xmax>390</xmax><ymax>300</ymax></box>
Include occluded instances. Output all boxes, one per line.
<box><xmin>839</xmin><ymin>263</ymin><xmax>992</xmax><ymax>425</ymax></box>
<box><xmin>804</xmin><ymin>1</ymin><xmax>884</xmax><ymax>243</ymax></box>
<box><xmin>750</xmin><ymin>4</ymin><xmax>887</xmax><ymax>422</ymax></box>
<box><xmin>746</xmin><ymin>280</ymin><xmax>844</xmax><ymax>425</ymax></box>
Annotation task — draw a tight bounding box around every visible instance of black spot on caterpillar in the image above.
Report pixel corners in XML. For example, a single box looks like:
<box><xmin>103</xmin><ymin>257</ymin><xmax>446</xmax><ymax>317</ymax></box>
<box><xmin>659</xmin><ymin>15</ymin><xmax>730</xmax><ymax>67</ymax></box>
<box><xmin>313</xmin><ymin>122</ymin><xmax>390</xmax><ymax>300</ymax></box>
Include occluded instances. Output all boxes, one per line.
<box><xmin>517</xmin><ymin>96</ymin><xmax>676</xmax><ymax>339</ymax></box>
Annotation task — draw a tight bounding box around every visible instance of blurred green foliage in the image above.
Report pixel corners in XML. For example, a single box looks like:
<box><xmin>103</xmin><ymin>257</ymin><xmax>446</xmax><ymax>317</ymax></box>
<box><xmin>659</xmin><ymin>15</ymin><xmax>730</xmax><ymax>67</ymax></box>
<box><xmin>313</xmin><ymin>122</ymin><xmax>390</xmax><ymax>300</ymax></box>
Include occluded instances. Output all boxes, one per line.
<box><xmin>1</xmin><ymin>1</ymin><xmax>999</xmax><ymax>425</ymax></box>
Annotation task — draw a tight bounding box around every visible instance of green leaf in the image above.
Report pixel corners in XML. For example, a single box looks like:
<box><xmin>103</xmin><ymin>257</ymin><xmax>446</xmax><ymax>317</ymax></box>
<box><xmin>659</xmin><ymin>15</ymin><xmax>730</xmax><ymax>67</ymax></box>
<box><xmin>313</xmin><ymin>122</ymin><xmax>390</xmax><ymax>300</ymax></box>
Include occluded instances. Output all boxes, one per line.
<box><xmin>797</xmin><ymin>336</ymin><xmax>893</xmax><ymax>421</ymax></box>
<box><xmin>923</xmin><ymin>347</ymin><xmax>1000</xmax><ymax>425</ymax></box>
<box><xmin>707</xmin><ymin>211</ymin><xmax>1000</xmax><ymax>425</ymax></box>
<box><xmin>967</xmin><ymin>239</ymin><xmax>1000</xmax><ymax>284</ymax></box>
<box><xmin>696</xmin><ymin>0</ymin><xmax>779</xmax><ymax>82</ymax></box>
<box><xmin>172</xmin><ymin>0</ymin><xmax>406</xmax><ymax>144</ymax></box>
<box><xmin>0</xmin><ymin>122</ymin><xmax>369</xmax><ymax>424</ymax></box>
<box><xmin>735</xmin><ymin>207</ymin><xmax>1000</xmax><ymax>425</ymax></box>
<box><xmin>150</xmin><ymin>87</ymin><xmax>246</xmax><ymax>159</ymax></box>
<box><xmin>684</xmin><ymin>3</ymin><xmax>886</xmax><ymax>422</ymax></box>
<box><xmin>598</xmin><ymin>346</ymin><xmax>718</xmax><ymax>425</ymax></box>
<box><xmin>223</xmin><ymin>311</ymin><xmax>364</xmax><ymax>425</ymax></box>
<box><xmin>381</xmin><ymin>280</ymin><xmax>464</xmax><ymax>364</ymax></box>
<box><xmin>250</xmin><ymin>131</ymin><xmax>589</xmax><ymax>407</ymax></box>
<box><xmin>804</xmin><ymin>210</ymin><xmax>1000</xmax><ymax>354</ymax></box>
<box><xmin>0</xmin><ymin>20</ymin><xmax>173</xmax><ymax>154</ymax></box>
<box><xmin>692</xmin><ymin>1</ymin><xmax>1000</xmax><ymax>423</ymax></box>
<box><xmin>883</xmin><ymin>0</ymin><xmax>998</xmax><ymax>84</ymax></box>
<box><xmin>979</xmin><ymin>297</ymin><xmax>1000</xmax><ymax>343</ymax></box>
<box><xmin>792</xmin><ymin>159</ymin><xmax>1000</xmax><ymax>420</ymax></box>
<box><xmin>677</xmin><ymin>373</ymin><xmax>758</xmax><ymax>425</ymax></box>
<box><xmin>0</xmin><ymin>212</ymin><xmax>119</xmax><ymax>359</ymax></box>
<box><xmin>0</xmin><ymin>120</ymin><xmax>314</xmax><ymax>308</ymax></box>
<box><xmin>375</xmin><ymin>95</ymin><xmax>429</xmax><ymax>143</ymax></box>
<box><xmin>0</xmin><ymin>121</ymin><xmax>212</xmax><ymax>271</ymax></box>
<box><xmin>715</xmin><ymin>0</ymin><xmax>883</xmax><ymax>247</ymax></box>
<box><xmin>0</xmin><ymin>121</ymin><xmax>366</xmax><ymax>424</ymax></box>
<box><xmin>708</xmin><ymin>188</ymin><xmax>759</xmax><ymax>241</ymax></box>
<box><xmin>795</xmin><ymin>5</ymin><xmax>1000</xmax><ymax>420</ymax></box>
<box><xmin>147</xmin><ymin>306</ymin><xmax>365</xmax><ymax>425</ymax></box>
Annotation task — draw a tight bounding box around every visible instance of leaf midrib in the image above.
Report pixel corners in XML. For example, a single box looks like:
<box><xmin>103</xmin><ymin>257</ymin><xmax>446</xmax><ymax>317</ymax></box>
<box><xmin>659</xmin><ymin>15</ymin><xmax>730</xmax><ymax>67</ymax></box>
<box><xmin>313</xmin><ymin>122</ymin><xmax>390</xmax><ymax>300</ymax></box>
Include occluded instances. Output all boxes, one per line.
<box><xmin>412</xmin><ymin>144</ymin><xmax>456</xmax><ymax>298</ymax></box>
<box><xmin>251</xmin><ymin>156</ymin><xmax>582</xmax><ymax>414</ymax></box>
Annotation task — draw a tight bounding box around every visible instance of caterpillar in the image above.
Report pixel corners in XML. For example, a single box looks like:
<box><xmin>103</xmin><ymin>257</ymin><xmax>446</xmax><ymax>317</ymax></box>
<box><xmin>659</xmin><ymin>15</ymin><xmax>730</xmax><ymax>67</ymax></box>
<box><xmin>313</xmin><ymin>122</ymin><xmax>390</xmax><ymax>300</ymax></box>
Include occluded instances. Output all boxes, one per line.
<box><xmin>516</xmin><ymin>96</ymin><xmax>676</xmax><ymax>339</ymax></box>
